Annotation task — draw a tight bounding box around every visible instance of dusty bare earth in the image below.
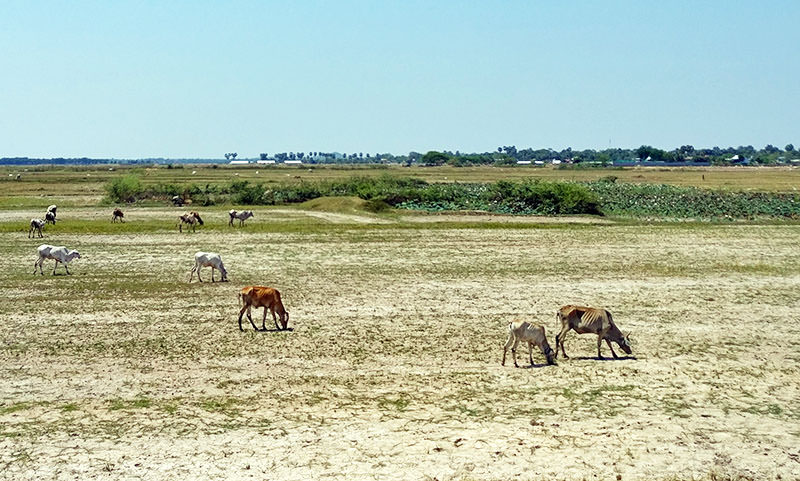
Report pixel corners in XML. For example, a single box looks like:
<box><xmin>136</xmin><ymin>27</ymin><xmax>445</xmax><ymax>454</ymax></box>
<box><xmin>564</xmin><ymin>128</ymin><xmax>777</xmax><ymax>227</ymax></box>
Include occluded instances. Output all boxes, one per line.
<box><xmin>1</xmin><ymin>216</ymin><xmax>799</xmax><ymax>480</ymax></box>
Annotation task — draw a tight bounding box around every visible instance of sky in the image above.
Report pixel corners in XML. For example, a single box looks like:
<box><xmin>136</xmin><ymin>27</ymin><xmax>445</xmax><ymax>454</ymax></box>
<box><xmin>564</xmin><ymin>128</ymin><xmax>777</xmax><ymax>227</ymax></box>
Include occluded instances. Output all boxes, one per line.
<box><xmin>1</xmin><ymin>1</ymin><xmax>798</xmax><ymax>158</ymax></box>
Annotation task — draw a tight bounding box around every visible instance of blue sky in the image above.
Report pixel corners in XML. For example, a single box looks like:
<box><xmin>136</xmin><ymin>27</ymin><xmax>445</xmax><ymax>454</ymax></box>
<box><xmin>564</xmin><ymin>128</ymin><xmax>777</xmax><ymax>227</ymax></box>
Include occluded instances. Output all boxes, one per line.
<box><xmin>1</xmin><ymin>1</ymin><xmax>798</xmax><ymax>158</ymax></box>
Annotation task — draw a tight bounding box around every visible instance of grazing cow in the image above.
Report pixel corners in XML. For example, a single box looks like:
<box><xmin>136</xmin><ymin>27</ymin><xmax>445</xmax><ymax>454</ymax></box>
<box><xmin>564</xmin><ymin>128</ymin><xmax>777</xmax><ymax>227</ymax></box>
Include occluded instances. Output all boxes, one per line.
<box><xmin>554</xmin><ymin>305</ymin><xmax>632</xmax><ymax>360</ymax></box>
<box><xmin>34</xmin><ymin>244</ymin><xmax>81</xmax><ymax>275</ymax></box>
<box><xmin>47</xmin><ymin>205</ymin><xmax>57</xmax><ymax>219</ymax></box>
<box><xmin>172</xmin><ymin>195</ymin><xmax>184</xmax><ymax>206</ymax></box>
<box><xmin>189</xmin><ymin>252</ymin><xmax>228</xmax><ymax>282</ymax></box>
<box><xmin>502</xmin><ymin>321</ymin><xmax>555</xmax><ymax>367</ymax></box>
<box><xmin>228</xmin><ymin>209</ymin><xmax>254</xmax><ymax>227</ymax></box>
<box><xmin>112</xmin><ymin>208</ymin><xmax>124</xmax><ymax>223</ymax></box>
<box><xmin>238</xmin><ymin>286</ymin><xmax>289</xmax><ymax>331</ymax></box>
<box><xmin>28</xmin><ymin>219</ymin><xmax>45</xmax><ymax>238</ymax></box>
<box><xmin>44</xmin><ymin>211</ymin><xmax>57</xmax><ymax>225</ymax></box>
<box><xmin>178</xmin><ymin>211</ymin><xmax>204</xmax><ymax>232</ymax></box>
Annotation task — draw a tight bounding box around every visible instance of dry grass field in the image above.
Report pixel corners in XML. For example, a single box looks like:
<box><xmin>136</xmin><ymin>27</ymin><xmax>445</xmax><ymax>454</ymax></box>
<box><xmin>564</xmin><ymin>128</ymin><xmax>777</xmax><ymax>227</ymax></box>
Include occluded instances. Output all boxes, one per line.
<box><xmin>1</xmin><ymin>203</ymin><xmax>799</xmax><ymax>481</ymax></box>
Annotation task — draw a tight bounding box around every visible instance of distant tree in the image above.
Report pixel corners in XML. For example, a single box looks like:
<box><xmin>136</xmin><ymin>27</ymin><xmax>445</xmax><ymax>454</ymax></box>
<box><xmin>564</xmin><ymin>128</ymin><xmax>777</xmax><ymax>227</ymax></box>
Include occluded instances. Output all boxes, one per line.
<box><xmin>786</xmin><ymin>144</ymin><xmax>795</xmax><ymax>152</ymax></box>
<box><xmin>297</xmin><ymin>152</ymin><xmax>305</xmax><ymax>160</ymax></box>
<box><xmin>260</xmin><ymin>153</ymin><xmax>268</xmax><ymax>160</ymax></box>
<box><xmin>764</xmin><ymin>144</ymin><xmax>780</xmax><ymax>154</ymax></box>
<box><xmin>224</xmin><ymin>153</ymin><xmax>231</xmax><ymax>160</ymax></box>
<box><xmin>232</xmin><ymin>152</ymin><xmax>237</xmax><ymax>159</ymax></box>
<box><xmin>421</xmin><ymin>151</ymin><xmax>450</xmax><ymax>166</ymax></box>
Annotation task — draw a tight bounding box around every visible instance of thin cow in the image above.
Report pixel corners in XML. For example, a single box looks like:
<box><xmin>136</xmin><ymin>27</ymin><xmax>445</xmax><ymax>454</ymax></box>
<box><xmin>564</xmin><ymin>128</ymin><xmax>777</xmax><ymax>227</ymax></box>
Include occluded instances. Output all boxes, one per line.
<box><xmin>238</xmin><ymin>286</ymin><xmax>289</xmax><ymax>331</ymax></box>
<box><xmin>554</xmin><ymin>305</ymin><xmax>632</xmax><ymax>360</ymax></box>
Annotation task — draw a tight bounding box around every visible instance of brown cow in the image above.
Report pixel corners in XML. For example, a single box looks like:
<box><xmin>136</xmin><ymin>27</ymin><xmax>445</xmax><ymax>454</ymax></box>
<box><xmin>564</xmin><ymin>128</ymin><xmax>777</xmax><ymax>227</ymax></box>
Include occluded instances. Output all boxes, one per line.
<box><xmin>238</xmin><ymin>286</ymin><xmax>289</xmax><ymax>331</ymax></box>
<box><xmin>554</xmin><ymin>305</ymin><xmax>632</xmax><ymax>360</ymax></box>
<box><xmin>112</xmin><ymin>208</ymin><xmax>124</xmax><ymax>222</ymax></box>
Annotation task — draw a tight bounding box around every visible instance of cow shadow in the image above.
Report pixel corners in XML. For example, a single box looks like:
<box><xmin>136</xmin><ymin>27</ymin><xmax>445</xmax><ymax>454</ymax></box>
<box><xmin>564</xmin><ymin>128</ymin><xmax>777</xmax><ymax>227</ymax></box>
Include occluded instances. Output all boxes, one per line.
<box><xmin>569</xmin><ymin>356</ymin><xmax>637</xmax><ymax>361</ymax></box>
<box><xmin>254</xmin><ymin>327</ymin><xmax>294</xmax><ymax>333</ymax></box>
<box><xmin>520</xmin><ymin>362</ymin><xmax>557</xmax><ymax>369</ymax></box>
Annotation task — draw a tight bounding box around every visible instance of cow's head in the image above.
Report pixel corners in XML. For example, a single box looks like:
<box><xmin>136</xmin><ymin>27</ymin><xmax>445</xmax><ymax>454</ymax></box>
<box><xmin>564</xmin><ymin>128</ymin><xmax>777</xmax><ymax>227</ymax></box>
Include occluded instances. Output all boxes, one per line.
<box><xmin>618</xmin><ymin>332</ymin><xmax>633</xmax><ymax>355</ymax></box>
<box><xmin>219</xmin><ymin>265</ymin><xmax>229</xmax><ymax>282</ymax></box>
<box><xmin>280</xmin><ymin>311</ymin><xmax>289</xmax><ymax>330</ymax></box>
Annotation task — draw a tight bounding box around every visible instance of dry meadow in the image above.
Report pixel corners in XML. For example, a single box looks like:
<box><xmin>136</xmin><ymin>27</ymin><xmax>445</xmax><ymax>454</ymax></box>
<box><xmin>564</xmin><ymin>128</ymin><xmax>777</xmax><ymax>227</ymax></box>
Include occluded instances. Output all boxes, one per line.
<box><xmin>1</xmin><ymin>204</ymin><xmax>800</xmax><ymax>480</ymax></box>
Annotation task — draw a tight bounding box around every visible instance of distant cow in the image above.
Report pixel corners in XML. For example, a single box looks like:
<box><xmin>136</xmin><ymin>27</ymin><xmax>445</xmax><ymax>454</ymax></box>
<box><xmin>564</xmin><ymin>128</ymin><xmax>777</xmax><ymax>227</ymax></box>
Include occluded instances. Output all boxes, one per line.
<box><xmin>47</xmin><ymin>205</ymin><xmax>57</xmax><ymax>218</ymax></box>
<box><xmin>228</xmin><ymin>209</ymin><xmax>254</xmax><ymax>227</ymax></box>
<box><xmin>238</xmin><ymin>286</ymin><xmax>289</xmax><ymax>331</ymax></box>
<box><xmin>172</xmin><ymin>195</ymin><xmax>184</xmax><ymax>206</ymax></box>
<box><xmin>502</xmin><ymin>321</ymin><xmax>555</xmax><ymax>367</ymax></box>
<box><xmin>28</xmin><ymin>219</ymin><xmax>45</xmax><ymax>238</ymax></box>
<box><xmin>178</xmin><ymin>211</ymin><xmax>203</xmax><ymax>232</ymax></box>
<box><xmin>44</xmin><ymin>211</ymin><xmax>57</xmax><ymax>225</ymax></box>
<box><xmin>554</xmin><ymin>305</ymin><xmax>632</xmax><ymax>360</ymax></box>
<box><xmin>189</xmin><ymin>252</ymin><xmax>228</xmax><ymax>282</ymax></box>
<box><xmin>112</xmin><ymin>208</ymin><xmax>124</xmax><ymax>222</ymax></box>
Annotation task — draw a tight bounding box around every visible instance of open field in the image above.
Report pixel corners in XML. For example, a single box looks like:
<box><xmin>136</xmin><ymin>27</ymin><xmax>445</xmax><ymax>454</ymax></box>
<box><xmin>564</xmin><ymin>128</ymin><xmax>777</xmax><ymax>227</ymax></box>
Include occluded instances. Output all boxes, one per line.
<box><xmin>2</xmin><ymin>204</ymin><xmax>800</xmax><ymax>480</ymax></box>
<box><xmin>3</xmin><ymin>164</ymin><xmax>800</xmax><ymax>209</ymax></box>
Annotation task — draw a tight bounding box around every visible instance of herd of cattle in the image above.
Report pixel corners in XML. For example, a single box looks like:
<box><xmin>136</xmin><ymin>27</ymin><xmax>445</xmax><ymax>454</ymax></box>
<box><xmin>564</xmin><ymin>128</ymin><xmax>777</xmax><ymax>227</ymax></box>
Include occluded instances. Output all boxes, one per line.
<box><xmin>25</xmin><ymin>205</ymin><xmax>634</xmax><ymax>365</ymax></box>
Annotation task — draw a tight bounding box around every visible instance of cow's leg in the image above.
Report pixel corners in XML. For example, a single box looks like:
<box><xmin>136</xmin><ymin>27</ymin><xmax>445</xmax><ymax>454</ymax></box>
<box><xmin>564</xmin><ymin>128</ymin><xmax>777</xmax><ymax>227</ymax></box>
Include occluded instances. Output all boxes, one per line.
<box><xmin>511</xmin><ymin>338</ymin><xmax>521</xmax><ymax>367</ymax></box>
<box><xmin>33</xmin><ymin>257</ymin><xmax>39</xmax><ymax>274</ymax></box>
<box><xmin>189</xmin><ymin>264</ymin><xmax>197</xmax><ymax>282</ymax></box>
<box><xmin>528</xmin><ymin>341</ymin><xmax>535</xmax><ymax>366</ymax></box>
<box><xmin>197</xmin><ymin>265</ymin><xmax>203</xmax><ymax>282</ymax></box>
<box><xmin>211</xmin><ymin>268</ymin><xmax>215</xmax><ymax>283</ymax></box>
<box><xmin>606</xmin><ymin>339</ymin><xmax>619</xmax><ymax>359</ymax></box>
<box><xmin>261</xmin><ymin>307</ymin><xmax>268</xmax><ymax>331</ymax></box>
<box><xmin>65</xmin><ymin>263</ymin><xmax>71</xmax><ymax>275</ymax></box>
<box><xmin>555</xmin><ymin>325</ymin><xmax>571</xmax><ymax>359</ymax></box>
<box><xmin>238</xmin><ymin>305</ymin><xmax>248</xmax><ymax>331</ymax></box>
<box><xmin>502</xmin><ymin>331</ymin><xmax>515</xmax><ymax>366</ymax></box>
<box><xmin>246</xmin><ymin>306</ymin><xmax>259</xmax><ymax>331</ymax></box>
<box><xmin>597</xmin><ymin>335</ymin><xmax>605</xmax><ymax>360</ymax></box>
<box><xmin>271</xmin><ymin>307</ymin><xmax>280</xmax><ymax>330</ymax></box>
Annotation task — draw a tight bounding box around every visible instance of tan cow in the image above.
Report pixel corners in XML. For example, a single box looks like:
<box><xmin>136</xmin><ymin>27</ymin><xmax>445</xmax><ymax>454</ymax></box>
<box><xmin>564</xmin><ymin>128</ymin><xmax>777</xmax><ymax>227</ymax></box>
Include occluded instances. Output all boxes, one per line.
<box><xmin>178</xmin><ymin>211</ymin><xmax>204</xmax><ymax>232</ymax></box>
<box><xmin>554</xmin><ymin>305</ymin><xmax>632</xmax><ymax>360</ymax></box>
<box><xmin>238</xmin><ymin>286</ymin><xmax>289</xmax><ymax>331</ymax></box>
<box><xmin>502</xmin><ymin>320</ymin><xmax>555</xmax><ymax>367</ymax></box>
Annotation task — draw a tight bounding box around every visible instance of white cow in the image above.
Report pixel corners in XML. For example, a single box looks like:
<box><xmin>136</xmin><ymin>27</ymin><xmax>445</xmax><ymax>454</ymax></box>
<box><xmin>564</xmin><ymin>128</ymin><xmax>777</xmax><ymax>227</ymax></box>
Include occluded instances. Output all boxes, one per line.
<box><xmin>34</xmin><ymin>244</ymin><xmax>81</xmax><ymax>275</ymax></box>
<box><xmin>47</xmin><ymin>205</ymin><xmax>57</xmax><ymax>218</ymax></box>
<box><xmin>28</xmin><ymin>219</ymin><xmax>45</xmax><ymax>238</ymax></box>
<box><xmin>189</xmin><ymin>252</ymin><xmax>228</xmax><ymax>282</ymax></box>
<box><xmin>228</xmin><ymin>210</ymin><xmax>254</xmax><ymax>227</ymax></box>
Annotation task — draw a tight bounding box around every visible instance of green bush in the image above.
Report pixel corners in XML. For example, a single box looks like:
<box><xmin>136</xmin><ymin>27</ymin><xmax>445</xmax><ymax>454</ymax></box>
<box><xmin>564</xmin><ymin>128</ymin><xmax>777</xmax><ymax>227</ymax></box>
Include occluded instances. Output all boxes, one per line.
<box><xmin>105</xmin><ymin>174</ymin><xmax>143</xmax><ymax>203</ymax></box>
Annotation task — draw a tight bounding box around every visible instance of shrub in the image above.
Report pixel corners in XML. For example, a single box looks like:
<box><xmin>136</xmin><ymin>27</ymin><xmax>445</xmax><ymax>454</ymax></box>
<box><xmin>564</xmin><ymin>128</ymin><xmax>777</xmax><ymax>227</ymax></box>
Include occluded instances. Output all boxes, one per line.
<box><xmin>105</xmin><ymin>174</ymin><xmax>143</xmax><ymax>203</ymax></box>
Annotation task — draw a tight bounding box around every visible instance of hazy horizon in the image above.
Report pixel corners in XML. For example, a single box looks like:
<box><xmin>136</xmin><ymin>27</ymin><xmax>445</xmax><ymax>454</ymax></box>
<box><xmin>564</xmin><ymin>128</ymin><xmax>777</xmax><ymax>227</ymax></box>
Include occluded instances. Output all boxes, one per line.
<box><xmin>2</xmin><ymin>1</ymin><xmax>798</xmax><ymax>158</ymax></box>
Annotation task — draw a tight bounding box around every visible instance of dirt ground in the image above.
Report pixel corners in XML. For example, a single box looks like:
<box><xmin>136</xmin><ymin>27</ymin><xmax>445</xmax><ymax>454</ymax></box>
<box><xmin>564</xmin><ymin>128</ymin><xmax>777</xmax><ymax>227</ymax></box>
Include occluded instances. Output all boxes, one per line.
<box><xmin>1</xmin><ymin>215</ymin><xmax>799</xmax><ymax>480</ymax></box>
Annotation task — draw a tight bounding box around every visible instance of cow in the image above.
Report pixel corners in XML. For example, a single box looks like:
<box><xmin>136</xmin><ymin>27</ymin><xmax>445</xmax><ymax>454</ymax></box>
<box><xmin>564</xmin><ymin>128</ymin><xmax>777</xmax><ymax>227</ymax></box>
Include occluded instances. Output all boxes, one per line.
<box><xmin>44</xmin><ymin>211</ymin><xmax>57</xmax><ymax>225</ymax></box>
<box><xmin>554</xmin><ymin>305</ymin><xmax>632</xmax><ymax>360</ymax></box>
<box><xmin>112</xmin><ymin>208</ymin><xmax>124</xmax><ymax>223</ymax></box>
<box><xmin>28</xmin><ymin>219</ymin><xmax>45</xmax><ymax>238</ymax></box>
<box><xmin>502</xmin><ymin>320</ymin><xmax>555</xmax><ymax>367</ymax></box>
<box><xmin>178</xmin><ymin>211</ymin><xmax>204</xmax><ymax>232</ymax></box>
<box><xmin>189</xmin><ymin>252</ymin><xmax>228</xmax><ymax>282</ymax></box>
<box><xmin>237</xmin><ymin>286</ymin><xmax>289</xmax><ymax>331</ymax></box>
<box><xmin>34</xmin><ymin>244</ymin><xmax>81</xmax><ymax>275</ymax></box>
<box><xmin>228</xmin><ymin>209</ymin><xmax>254</xmax><ymax>227</ymax></box>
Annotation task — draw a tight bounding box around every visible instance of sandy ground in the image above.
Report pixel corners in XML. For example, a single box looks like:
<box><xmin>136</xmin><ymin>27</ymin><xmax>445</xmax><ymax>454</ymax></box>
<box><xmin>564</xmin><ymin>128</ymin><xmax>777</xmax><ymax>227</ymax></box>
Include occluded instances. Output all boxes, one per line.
<box><xmin>1</xmin><ymin>220</ymin><xmax>799</xmax><ymax>480</ymax></box>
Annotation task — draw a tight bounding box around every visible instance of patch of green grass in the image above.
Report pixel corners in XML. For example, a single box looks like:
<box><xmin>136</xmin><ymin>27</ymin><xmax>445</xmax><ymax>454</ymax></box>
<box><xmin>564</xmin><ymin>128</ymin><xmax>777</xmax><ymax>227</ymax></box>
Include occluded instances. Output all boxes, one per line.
<box><xmin>376</xmin><ymin>396</ymin><xmax>410</xmax><ymax>411</ymax></box>
<box><xmin>108</xmin><ymin>398</ymin><xmax>152</xmax><ymax>411</ymax></box>
<box><xmin>0</xmin><ymin>402</ymin><xmax>31</xmax><ymax>415</ymax></box>
<box><xmin>200</xmin><ymin>397</ymin><xmax>239</xmax><ymax>416</ymax></box>
<box><xmin>61</xmin><ymin>403</ymin><xmax>79</xmax><ymax>412</ymax></box>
